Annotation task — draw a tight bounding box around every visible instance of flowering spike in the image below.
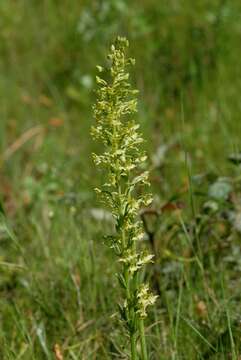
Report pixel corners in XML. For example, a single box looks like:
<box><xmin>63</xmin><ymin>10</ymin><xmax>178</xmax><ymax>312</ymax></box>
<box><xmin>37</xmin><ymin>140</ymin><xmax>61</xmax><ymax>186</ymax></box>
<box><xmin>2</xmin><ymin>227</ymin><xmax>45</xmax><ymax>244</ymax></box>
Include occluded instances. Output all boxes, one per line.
<box><xmin>92</xmin><ymin>37</ymin><xmax>156</xmax><ymax>358</ymax></box>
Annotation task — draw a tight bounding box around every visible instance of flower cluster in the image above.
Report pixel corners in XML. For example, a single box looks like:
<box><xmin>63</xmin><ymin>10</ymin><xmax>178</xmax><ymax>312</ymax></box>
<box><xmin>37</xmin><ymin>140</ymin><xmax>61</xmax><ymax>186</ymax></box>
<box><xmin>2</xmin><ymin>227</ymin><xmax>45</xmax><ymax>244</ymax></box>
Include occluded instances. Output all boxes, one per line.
<box><xmin>92</xmin><ymin>36</ymin><xmax>157</xmax><ymax>356</ymax></box>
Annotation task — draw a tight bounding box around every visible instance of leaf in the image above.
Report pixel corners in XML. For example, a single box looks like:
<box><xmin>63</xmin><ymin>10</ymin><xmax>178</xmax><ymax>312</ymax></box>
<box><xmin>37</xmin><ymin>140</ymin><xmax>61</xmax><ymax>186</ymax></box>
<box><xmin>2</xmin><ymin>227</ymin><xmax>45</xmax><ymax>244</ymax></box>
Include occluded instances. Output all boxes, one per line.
<box><xmin>203</xmin><ymin>200</ymin><xmax>219</xmax><ymax>213</ymax></box>
<box><xmin>130</xmin><ymin>171</ymin><xmax>149</xmax><ymax>188</ymax></box>
<box><xmin>0</xmin><ymin>199</ymin><xmax>5</xmax><ymax>215</ymax></box>
<box><xmin>36</xmin><ymin>322</ymin><xmax>51</xmax><ymax>359</ymax></box>
<box><xmin>208</xmin><ymin>178</ymin><xmax>232</xmax><ymax>201</ymax></box>
<box><xmin>117</xmin><ymin>303</ymin><xmax>128</xmax><ymax>322</ymax></box>
<box><xmin>228</xmin><ymin>153</ymin><xmax>241</xmax><ymax>165</ymax></box>
<box><xmin>117</xmin><ymin>273</ymin><xmax>127</xmax><ymax>289</ymax></box>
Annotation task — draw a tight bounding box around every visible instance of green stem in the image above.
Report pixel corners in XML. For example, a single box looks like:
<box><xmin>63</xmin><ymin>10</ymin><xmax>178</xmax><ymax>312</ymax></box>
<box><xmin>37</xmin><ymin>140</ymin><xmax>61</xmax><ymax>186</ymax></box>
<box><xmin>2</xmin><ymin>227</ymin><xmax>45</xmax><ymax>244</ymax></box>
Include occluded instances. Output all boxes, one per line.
<box><xmin>125</xmin><ymin>268</ymin><xmax>137</xmax><ymax>360</ymax></box>
<box><xmin>130</xmin><ymin>332</ymin><xmax>138</xmax><ymax>360</ymax></box>
<box><xmin>139</xmin><ymin>318</ymin><xmax>148</xmax><ymax>360</ymax></box>
<box><xmin>119</xmin><ymin>183</ymin><xmax>139</xmax><ymax>360</ymax></box>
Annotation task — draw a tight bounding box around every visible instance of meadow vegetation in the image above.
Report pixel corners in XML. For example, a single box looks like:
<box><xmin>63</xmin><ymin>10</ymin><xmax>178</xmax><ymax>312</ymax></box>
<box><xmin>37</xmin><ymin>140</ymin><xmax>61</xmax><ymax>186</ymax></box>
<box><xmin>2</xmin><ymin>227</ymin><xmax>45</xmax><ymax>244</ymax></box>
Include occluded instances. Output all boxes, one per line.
<box><xmin>0</xmin><ymin>1</ymin><xmax>240</xmax><ymax>359</ymax></box>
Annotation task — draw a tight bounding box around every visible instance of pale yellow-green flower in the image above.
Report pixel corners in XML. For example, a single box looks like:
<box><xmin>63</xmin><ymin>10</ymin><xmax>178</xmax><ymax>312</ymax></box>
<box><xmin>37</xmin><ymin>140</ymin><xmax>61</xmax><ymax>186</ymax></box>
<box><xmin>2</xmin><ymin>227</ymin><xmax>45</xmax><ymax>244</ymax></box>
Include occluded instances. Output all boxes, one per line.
<box><xmin>92</xmin><ymin>36</ymin><xmax>157</xmax><ymax>359</ymax></box>
<box><xmin>137</xmin><ymin>284</ymin><xmax>159</xmax><ymax>318</ymax></box>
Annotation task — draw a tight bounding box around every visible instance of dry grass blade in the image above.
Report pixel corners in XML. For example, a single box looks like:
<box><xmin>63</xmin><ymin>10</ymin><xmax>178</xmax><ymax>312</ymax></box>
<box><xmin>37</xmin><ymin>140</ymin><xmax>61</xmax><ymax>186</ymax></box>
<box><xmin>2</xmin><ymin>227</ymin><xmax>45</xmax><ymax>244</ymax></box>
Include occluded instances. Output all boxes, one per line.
<box><xmin>2</xmin><ymin>125</ymin><xmax>44</xmax><ymax>162</ymax></box>
<box><xmin>53</xmin><ymin>344</ymin><xmax>64</xmax><ymax>360</ymax></box>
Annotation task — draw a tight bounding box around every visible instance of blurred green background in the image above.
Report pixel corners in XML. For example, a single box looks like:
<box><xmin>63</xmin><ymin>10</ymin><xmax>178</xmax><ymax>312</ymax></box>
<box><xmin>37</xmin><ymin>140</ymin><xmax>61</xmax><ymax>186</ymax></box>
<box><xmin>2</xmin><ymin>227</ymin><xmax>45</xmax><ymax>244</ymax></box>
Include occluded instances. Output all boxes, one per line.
<box><xmin>0</xmin><ymin>1</ymin><xmax>240</xmax><ymax>359</ymax></box>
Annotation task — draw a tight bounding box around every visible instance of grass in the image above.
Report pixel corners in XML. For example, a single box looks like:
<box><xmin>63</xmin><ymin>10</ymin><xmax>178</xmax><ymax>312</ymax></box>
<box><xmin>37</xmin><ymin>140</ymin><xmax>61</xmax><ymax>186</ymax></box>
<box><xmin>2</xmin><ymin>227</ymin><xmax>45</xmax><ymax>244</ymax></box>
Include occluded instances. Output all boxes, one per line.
<box><xmin>0</xmin><ymin>0</ymin><xmax>241</xmax><ymax>359</ymax></box>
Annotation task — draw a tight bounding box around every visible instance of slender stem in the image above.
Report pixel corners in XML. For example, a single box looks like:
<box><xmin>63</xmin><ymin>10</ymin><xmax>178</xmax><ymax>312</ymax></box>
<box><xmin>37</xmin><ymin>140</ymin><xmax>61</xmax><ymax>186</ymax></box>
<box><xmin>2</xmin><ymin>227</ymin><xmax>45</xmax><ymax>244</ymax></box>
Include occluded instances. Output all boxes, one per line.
<box><xmin>139</xmin><ymin>318</ymin><xmax>148</xmax><ymax>360</ymax></box>
<box><xmin>124</xmin><ymin>267</ymin><xmax>137</xmax><ymax>360</ymax></box>
<box><xmin>130</xmin><ymin>332</ymin><xmax>138</xmax><ymax>360</ymax></box>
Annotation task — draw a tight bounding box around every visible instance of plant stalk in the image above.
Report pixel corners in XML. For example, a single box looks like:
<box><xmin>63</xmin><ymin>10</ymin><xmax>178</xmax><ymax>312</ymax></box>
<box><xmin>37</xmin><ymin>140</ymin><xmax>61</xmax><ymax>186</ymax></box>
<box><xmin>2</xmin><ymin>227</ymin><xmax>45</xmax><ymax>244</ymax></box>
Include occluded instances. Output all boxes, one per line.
<box><xmin>124</xmin><ymin>265</ymin><xmax>138</xmax><ymax>360</ymax></box>
<box><xmin>139</xmin><ymin>318</ymin><xmax>148</xmax><ymax>360</ymax></box>
<box><xmin>130</xmin><ymin>332</ymin><xmax>138</xmax><ymax>360</ymax></box>
<box><xmin>92</xmin><ymin>37</ymin><xmax>157</xmax><ymax>360</ymax></box>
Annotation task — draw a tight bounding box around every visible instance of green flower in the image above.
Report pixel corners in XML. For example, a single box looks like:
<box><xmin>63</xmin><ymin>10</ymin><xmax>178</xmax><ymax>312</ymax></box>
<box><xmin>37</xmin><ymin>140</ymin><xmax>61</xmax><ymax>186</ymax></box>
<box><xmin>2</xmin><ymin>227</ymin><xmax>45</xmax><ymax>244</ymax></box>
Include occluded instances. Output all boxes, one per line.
<box><xmin>92</xmin><ymin>36</ymin><xmax>156</xmax><ymax>358</ymax></box>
